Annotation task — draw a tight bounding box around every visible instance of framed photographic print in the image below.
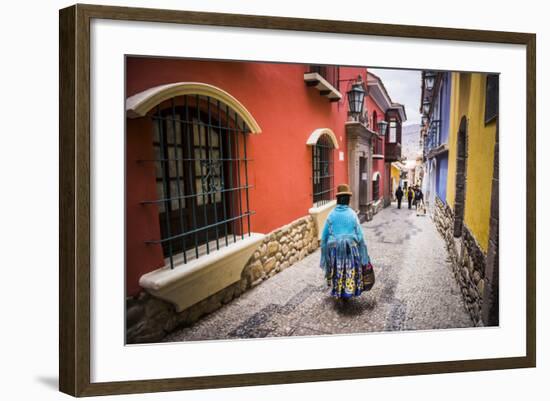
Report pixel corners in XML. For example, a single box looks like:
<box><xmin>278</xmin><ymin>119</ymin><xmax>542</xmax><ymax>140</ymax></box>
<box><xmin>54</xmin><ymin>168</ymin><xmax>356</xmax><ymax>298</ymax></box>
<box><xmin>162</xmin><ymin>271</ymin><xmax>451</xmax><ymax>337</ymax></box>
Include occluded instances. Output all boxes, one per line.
<box><xmin>59</xmin><ymin>3</ymin><xmax>536</xmax><ymax>397</ymax></box>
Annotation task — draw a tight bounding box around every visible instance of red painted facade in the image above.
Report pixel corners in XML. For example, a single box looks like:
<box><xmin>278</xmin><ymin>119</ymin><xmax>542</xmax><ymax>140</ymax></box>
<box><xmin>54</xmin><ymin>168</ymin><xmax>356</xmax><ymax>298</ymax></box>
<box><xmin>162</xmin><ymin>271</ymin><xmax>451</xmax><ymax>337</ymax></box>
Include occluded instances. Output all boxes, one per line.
<box><xmin>125</xmin><ymin>58</ymin><xmax>402</xmax><ymax>296</ymax></box>
<box><xmin>126</xmin><ymin>58</ymin><xmax>366</xmax><ymax>295</ymax></box>
<box><xmin>365</xmin><ymin>97</ymin><xmax>387</xmax><ymax>202</ymax></box>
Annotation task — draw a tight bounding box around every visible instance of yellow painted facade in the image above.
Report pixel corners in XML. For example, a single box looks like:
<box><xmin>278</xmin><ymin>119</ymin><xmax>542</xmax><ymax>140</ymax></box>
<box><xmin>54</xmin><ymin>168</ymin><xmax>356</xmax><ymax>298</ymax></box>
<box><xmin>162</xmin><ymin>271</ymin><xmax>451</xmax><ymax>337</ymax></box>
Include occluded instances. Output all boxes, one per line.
<box><xmin>391</xmin><ymin>163</ymin><xmax>401</xmax><ymax>195</ymax></box>
<box><xmin>445</xmin><ymin>72</ymin><xmax>497</xmax><ymax>252</ymax></box>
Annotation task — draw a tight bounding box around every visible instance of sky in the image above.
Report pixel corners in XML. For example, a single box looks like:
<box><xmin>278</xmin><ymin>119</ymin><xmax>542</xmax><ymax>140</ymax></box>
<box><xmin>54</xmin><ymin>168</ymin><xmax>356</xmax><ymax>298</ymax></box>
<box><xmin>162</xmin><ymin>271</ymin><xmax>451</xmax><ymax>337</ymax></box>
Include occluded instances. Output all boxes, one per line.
<box><xmin>368</xmin><ymin>68</ymin><xmax>422</xmax><ymax>126</ymax></box>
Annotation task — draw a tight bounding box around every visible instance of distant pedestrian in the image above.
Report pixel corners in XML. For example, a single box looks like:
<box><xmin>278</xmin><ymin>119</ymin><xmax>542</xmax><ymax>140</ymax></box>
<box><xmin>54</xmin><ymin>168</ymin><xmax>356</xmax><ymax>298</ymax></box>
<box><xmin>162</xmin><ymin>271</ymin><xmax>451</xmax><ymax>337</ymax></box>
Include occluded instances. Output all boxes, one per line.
<box><xmin>415</xmin><ymin>187</ymin><xmax>425</xmax><ymax>216</ymax></box>
<box><xmin>395</xmin><ymin>186</ymin><xmax>404</xmax><ymax>209</ymax></box>
<box><xmin>320</xmin><ymin>184</ymin><xmax>375</xmax><ymax>300</ymax></box>
<box><xmin>407</xmin><ymin>186</ymin><xmax>414</xmax><ymax>209</ymax></box>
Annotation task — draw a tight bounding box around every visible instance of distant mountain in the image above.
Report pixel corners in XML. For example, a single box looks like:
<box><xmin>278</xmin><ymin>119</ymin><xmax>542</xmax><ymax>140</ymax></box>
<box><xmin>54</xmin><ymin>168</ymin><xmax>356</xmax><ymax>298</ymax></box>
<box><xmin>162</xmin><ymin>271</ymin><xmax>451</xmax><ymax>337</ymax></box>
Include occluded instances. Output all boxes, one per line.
<box><xmin>401</xmin><ymin>124</ymin><xmax>421</xmax><ymax>161</ymax></box>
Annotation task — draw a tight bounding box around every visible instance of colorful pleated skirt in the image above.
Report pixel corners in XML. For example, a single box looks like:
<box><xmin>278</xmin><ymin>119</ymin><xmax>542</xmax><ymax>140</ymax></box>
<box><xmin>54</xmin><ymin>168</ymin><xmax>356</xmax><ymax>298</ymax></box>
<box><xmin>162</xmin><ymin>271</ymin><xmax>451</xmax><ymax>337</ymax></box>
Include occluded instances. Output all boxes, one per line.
<box><xmin>324</xmin><ymin>238</ymin><xmax>374</xmax><ymax>299</ymax></box>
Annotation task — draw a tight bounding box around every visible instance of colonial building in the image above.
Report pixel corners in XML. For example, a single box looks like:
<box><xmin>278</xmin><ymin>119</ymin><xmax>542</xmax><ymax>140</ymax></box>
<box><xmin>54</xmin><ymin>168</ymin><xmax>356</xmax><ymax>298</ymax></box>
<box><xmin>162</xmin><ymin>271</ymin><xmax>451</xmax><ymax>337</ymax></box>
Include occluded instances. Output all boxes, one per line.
<box><xmin>125</xmin><ymin>58</ymin><xmax>405</xmax><ymax>342</ymax></box>
<box><xmin>366</xmin><ymin>72</ymin><xmax>406</xmax><ymax>210</ymax></box>
<box><xmin>420</xmin><ymin>71</ymin><xmax>452</xmax><ymax>209</ymax></box>
<box><xmin>421</xmin><ymin>70</ymin><xmax>499</xmax><ymax>326</ymax></box>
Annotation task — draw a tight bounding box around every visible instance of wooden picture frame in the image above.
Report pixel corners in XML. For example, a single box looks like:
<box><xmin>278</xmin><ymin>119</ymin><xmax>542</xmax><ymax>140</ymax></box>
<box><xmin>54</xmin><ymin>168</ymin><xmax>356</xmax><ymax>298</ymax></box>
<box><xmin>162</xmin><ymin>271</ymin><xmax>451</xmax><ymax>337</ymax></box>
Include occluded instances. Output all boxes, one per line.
<box><xmin>59</xmin><ymin>3</ymin><xmax>536</xmax><ymax>397</ymax></box>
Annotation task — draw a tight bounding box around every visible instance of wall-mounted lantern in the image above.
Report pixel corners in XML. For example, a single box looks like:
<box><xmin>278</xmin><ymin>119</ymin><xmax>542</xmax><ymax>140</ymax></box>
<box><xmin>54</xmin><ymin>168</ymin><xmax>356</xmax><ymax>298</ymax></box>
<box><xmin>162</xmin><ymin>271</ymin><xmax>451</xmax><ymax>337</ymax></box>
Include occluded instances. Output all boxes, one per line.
<box><xmin>377</xmin><ymin>120</ymin><xmax>388</xmax><ymax>136</ymax></box>
<box><xmin>424</xmin><ymin>71</ymin><xmax>437</xmax><ymax>91</ymax></box>
<box><xmin>346</xmin><ymin>75</ymin><xmax>366</xmax><ymax>119</ymax></box>
<box><xmin>422</xmin><ymin>100</ymin><xmax>430</xmax><ymax>115</ymax></box>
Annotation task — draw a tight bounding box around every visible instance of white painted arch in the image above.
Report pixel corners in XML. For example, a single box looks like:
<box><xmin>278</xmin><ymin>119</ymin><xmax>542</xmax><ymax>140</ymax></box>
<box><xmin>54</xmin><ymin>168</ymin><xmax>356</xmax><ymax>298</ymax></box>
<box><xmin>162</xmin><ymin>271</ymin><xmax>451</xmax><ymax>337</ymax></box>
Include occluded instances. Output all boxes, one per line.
<box><xmin>126</xmin><ymin>82</ymin><xmax>262</xmax><ymax>134</ymax></box>
<box><xmin>372</xmin><ymin>171</ymin><xmax>381</xmax><ymax>181</ymax></box>
<box><xmin>306</xmin><ymin>128</ymin><xmax>339</xmax><ymax>149</ymax></box>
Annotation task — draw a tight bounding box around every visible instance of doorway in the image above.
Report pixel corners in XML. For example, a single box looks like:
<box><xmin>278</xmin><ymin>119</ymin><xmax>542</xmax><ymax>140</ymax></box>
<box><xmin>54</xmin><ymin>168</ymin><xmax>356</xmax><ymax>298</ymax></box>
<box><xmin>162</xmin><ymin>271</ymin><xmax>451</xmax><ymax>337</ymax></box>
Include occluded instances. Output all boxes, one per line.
<box><xmin>359</xmin><ymin>156</ymin><xmax>368</xmax><ymax>209</ymax></box>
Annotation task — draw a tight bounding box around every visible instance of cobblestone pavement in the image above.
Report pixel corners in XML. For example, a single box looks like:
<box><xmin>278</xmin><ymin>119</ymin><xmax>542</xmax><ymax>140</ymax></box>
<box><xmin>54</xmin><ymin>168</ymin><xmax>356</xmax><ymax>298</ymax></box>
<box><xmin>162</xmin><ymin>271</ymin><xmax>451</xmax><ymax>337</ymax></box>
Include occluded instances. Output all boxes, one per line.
<box><xmin>163</xmin><ymin>203</ymin><xmax>474</xmax><ymax>342</ymax></box>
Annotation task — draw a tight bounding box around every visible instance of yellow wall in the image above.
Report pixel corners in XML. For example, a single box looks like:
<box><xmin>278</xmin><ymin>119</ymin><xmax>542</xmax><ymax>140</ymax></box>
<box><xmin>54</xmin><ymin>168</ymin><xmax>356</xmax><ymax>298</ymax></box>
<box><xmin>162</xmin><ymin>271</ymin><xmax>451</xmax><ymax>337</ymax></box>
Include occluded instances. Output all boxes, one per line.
<box><xmin>445</xmin><ymin>72</ymin><xmax>497</xmax><ymax>252</ymax></box>
<box><xmin>446</xmin><ymin>72</ymin><xmax>460</xmax><ymax>209</ymax></box>
<box><xmin>391</xmin><ymin>164</ymin><xmax>401</xmax><ymax>188</ymax></box>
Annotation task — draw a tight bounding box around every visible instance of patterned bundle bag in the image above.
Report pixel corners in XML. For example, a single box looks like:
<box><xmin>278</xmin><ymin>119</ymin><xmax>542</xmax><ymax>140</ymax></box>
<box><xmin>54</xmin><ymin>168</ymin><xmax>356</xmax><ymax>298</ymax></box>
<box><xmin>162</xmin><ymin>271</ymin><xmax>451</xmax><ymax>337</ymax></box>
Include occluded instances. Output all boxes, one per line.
<box><xmin>363</xmin><ymin>262</ymin><xmax>375</xmax><ymax>291</ymax></box>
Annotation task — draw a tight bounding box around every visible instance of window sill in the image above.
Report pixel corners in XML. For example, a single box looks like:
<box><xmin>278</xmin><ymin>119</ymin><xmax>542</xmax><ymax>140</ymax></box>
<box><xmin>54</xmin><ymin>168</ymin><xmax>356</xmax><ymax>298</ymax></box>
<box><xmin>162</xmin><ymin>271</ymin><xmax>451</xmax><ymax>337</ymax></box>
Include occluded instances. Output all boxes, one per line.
<box><xmin>373</xmin><ymin>154</ymin><xmax>384</xmax><ymax>159</ymax></box>
<box><xmin>309</xmin><ymin>200</ymin><xmax>337</xmax><ymax>240</ymax></box>
<box><xmin>139</xmin><ymin>233</ymin><xmax>266</xmax><ymax>312</ymax></box>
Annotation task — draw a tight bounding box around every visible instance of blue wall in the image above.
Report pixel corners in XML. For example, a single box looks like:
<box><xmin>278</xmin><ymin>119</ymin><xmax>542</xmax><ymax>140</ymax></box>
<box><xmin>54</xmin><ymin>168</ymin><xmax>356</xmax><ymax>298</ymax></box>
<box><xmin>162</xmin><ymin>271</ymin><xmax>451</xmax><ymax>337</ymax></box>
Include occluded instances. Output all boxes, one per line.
<box><xmin>439</xmin><ymin>72</ymin><xmax>452</xmax><ymax>145</ymax></box>
<box><xmin>436</xmin><ymin>155</ymin><xmax>448</xmax><ymax>201</ymax></box>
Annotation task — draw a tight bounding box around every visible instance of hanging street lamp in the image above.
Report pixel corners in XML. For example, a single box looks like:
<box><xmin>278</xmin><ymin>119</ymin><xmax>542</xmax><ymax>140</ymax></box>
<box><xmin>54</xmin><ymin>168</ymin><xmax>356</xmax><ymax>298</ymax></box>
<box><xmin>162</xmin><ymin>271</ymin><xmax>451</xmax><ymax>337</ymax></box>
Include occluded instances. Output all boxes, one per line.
<box><xmin>346</xmin><ymin>75</ymin><xmax>366</xmax><ymax>120</ymax></box>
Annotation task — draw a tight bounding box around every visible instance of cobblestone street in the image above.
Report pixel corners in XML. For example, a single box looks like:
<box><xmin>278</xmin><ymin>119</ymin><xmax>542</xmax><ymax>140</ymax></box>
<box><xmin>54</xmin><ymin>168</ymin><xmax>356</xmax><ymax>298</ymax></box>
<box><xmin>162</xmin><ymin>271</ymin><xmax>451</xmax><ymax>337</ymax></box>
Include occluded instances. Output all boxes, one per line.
<box><xmin>163</xmin><ymin>204</ymin><xmax>474</xmax><ymax>342</ymax></box>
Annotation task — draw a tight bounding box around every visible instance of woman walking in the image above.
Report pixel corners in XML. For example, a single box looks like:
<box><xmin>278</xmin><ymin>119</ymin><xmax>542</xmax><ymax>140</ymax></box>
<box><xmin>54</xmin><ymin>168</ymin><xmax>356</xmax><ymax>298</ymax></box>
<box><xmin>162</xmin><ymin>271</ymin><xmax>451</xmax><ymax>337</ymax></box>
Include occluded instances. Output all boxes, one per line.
<box><xmin>320</xmin><ymin>184</ymin><xmax>375</xmax><ymax>300</ymax></box>
<box><xmin>415</xmin><ymin>186</ymin><xmax>426</xmax><ymax>216</ymax></box>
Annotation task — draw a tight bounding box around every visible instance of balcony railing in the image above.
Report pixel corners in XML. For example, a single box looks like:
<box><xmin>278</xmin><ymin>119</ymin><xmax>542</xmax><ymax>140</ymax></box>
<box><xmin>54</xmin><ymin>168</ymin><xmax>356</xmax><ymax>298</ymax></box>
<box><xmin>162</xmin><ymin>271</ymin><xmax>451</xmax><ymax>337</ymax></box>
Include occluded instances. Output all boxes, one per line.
<box><xmin>427</xmin><ymin>119</ymin><xmax>441</xmax><ymax>150</ymax></box>
<box><xmin>424</xmin><ymin>120</ymin><xmax>448</xmax><ymax>159</ymax></box>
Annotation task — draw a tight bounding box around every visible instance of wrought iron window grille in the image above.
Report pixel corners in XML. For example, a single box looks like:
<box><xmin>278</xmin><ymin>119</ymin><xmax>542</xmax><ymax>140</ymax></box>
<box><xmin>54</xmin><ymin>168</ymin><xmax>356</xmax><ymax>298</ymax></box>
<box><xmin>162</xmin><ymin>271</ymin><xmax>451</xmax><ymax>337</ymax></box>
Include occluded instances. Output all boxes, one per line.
<box><xmin>312</xmin><ymin>134</ymin><xmax>335</xmax><ymax>206</ymax></box>
<box><xmin>142</xmin><ymin>95</ymin><xmax>255</xmax><ymax>269</ymax></box>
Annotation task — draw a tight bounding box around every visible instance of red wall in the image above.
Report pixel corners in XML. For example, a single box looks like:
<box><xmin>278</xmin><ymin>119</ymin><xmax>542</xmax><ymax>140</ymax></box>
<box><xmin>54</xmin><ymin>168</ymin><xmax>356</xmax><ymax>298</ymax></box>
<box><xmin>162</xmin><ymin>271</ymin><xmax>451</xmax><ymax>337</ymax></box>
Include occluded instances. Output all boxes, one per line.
<box><xmin>126</xmin><ymin>118</ymin><xmax>165</xmax><ymax>295</ymax></box>
<box><xmin>126</xmin><ymin>58</ymin><xmax>367</xmax><ymax>295</ymax></box>
<box><xmin>365</xmin><ymin>97</ymin><xmax>387</xmax><ymax>200</ymax></box>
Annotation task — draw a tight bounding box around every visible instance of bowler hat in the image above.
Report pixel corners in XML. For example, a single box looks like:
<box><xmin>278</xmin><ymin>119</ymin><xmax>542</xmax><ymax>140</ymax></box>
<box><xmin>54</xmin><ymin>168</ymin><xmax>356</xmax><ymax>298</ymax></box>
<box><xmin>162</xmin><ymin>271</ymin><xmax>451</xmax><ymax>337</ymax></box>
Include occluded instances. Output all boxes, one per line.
<box><xmin>336</xmin><ymin>183</ymin><xmax>353</xmax><ymax>196</ymax></box>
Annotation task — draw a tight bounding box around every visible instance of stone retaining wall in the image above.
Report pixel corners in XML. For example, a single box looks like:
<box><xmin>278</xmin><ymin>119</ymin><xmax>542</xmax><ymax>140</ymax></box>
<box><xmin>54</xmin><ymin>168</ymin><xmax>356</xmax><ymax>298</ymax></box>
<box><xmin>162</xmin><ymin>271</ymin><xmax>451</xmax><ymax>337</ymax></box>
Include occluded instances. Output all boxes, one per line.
<box><xmin>126</xmin><ymin>214</ymin><xmax>318</xmax><ymax>344</ymax></box>
<box><xmin>433</xmin><ymin>197</ymin><xmax>486</xmax><ymax>326</ymax></box>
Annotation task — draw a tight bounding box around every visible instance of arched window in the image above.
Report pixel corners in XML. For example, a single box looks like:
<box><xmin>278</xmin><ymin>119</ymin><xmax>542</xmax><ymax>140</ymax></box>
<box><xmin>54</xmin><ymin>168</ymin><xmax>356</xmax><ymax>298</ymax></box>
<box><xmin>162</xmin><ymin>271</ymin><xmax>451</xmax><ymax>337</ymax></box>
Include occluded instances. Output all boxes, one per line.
<box><xmin>127</xmin><ymin>83</ymin><xmax>261</xmax><ymax>268</ymax></box>
<box><xmin>312</xmin><ymin>134</ymin><xmax>335</xmax><ymax>206</ymax></box>
<box><xmin>372</xmin><ymin>110</ymin><xmax>378</xmax><ymax>132</ymax></box>
<box><xmin>372</xmin><ymin>172</ymin><xmax>381</xmax><ymax>201</ymax></box>
<box><xmin>151</xmin><ymin>96</ymin><xmax>254</xmax><ymax>266</ymax></box>
<box><xmin>307</xmin><ymin>128</ymin><xmax>338</xmax><ymax>206</ymax></box>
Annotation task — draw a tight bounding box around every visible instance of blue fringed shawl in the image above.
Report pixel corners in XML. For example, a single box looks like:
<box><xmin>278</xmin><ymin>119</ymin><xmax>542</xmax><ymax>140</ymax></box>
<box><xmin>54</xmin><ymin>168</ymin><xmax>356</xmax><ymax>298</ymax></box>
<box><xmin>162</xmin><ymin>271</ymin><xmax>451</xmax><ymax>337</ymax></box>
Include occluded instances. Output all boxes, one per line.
<box><xmin>320</xmin><ymin>205</ymin><xmax>369</xmax><ymax>275</ymax></box>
